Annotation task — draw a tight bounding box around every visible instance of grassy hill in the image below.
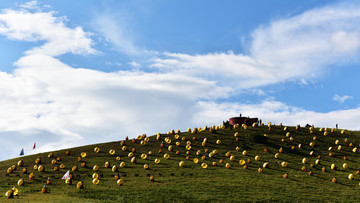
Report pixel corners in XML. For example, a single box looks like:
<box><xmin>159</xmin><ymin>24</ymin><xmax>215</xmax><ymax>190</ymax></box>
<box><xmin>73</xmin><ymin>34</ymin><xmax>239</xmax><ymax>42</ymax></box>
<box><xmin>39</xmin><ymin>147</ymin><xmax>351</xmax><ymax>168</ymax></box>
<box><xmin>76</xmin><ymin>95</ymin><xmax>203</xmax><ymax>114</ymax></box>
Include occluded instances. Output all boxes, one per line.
<box><xmin>2</xmin><ymin>122</ymin><xmax>360</xmax><ymax>202</ymax></box>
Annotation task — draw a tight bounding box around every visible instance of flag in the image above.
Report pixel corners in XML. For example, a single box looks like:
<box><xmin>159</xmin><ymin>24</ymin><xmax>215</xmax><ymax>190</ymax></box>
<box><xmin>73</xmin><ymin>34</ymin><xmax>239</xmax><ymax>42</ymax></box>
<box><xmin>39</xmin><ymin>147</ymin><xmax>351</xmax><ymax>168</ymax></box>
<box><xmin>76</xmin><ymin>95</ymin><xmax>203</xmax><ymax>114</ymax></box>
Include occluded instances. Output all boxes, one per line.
<box><xmin>20</xmin><ymin>148</ymin><xmax>24</xmax><ymax>156</ymax></box>
<box><xmin>62</xmin><ymin>170</ymin><xmax>70</xmax><ymax>180</ymax></box>
<box><xmin>33</xmin><ymin>142</ymin><xmax>36</xmax><ymax>149</ymax></box>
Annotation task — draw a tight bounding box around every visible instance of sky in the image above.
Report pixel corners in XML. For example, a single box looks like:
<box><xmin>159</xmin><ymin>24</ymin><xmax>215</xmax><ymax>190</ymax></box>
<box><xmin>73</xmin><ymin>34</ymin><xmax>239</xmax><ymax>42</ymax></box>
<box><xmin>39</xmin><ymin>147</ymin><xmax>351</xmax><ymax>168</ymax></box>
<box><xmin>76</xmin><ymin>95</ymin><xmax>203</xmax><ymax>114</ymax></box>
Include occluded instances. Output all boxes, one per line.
<box><xmin>0</xmin><ymin>0</ymin><xmax>360</xmax><ymax>161</ymax></box>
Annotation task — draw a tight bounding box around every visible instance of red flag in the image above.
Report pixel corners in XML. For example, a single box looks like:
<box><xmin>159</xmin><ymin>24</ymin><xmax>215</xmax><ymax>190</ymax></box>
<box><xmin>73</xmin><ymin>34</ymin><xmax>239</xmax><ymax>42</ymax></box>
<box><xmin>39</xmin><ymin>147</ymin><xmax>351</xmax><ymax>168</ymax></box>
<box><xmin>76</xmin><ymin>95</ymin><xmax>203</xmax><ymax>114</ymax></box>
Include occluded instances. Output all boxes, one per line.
<box><xmin>33</xmin><ymin>142</ymin><xmax>36</xmax><ymax>149</ymax></box>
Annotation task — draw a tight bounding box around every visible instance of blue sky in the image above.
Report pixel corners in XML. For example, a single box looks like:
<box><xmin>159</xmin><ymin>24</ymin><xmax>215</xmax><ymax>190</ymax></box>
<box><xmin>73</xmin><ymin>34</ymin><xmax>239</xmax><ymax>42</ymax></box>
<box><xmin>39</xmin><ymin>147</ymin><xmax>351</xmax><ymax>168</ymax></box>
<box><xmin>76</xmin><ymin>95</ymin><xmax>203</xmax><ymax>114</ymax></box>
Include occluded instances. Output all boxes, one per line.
<box><xmin>1</xmin><ymin>0</ymin><xmax>360</xmax><ymax>160</ymax></box>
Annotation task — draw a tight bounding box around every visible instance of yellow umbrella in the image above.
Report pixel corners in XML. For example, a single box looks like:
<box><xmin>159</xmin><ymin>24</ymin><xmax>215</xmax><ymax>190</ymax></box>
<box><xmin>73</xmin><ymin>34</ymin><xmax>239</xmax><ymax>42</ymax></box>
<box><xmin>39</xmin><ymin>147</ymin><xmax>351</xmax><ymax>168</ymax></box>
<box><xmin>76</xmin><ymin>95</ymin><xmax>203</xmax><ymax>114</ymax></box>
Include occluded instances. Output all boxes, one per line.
<box><xmin>141</xmin><ymin>153</ymin><xmax>147</xmax><ymax>159</ymax></box>
<box><xmin>331</xmin><ymin>164</ymin><xmax>336</xmax><ymax>170</ymax></box>
<box><xmin>239</xmin><ymin>160</ymin><xmax>246</xmax><ymax>165</ymax></box>
<box><xmin>209</xmin><ymin>152</ymin><xmax>214</xmax><ymax>158</ymax></box>
<box><xmin>17</xmin><ymin>160</ymin><xmax>23</xmax><ymax>167</ymax></box>
<box><xmin>12</xmin><ymin>187</ymin><xmax>18</xmax><ymax>196</ymax></box>
<box><xmin>163</xmin><ymin>153</ymin><xmax>170</xmax><ymax>159</ymax></box>
<box><xmin>109</xmin><ymin>149</ymin><xmax>115</xmax><ymax>155</ymax></box>
<box><xmin>92</xmin><ymin>178</ymin><xmax>99</xmax><ymax>185</ymax></box>
<box><xmin>17</xmin><ymin>178</ymin><xmax>24</xmax><ymax>186</ymax></box>
<box><xmin>48</xmin><ymin>153</ymin><xmax>53</xmax><ymax>158</ymax></box>
<box><xmin>76</xmin><ymin>181</ymin><xmax>83</xmax><ymax>189</ymax></box>
<box><xmin>80</xmin><ymin>152</ymin><xmax>87</xmax><ymax>158</ymax></box>
<box><xmin>117</xmin><ymin>179</ymin><xmax>124</xmax><ymax>186</ymax></box>
<box><xmin>5</xmin><ymin>190</ymin><xmax>13</xmax><ymax>198</ymax></box>
<box><xmin>38</xmin><ymin>165</ymin><xmax>44</xmax><ymax>172</ymax></box>
<box><xmin>29</xmin><ymin>173</ymin><xmax>34</xmax><ymax>180</ymax></box>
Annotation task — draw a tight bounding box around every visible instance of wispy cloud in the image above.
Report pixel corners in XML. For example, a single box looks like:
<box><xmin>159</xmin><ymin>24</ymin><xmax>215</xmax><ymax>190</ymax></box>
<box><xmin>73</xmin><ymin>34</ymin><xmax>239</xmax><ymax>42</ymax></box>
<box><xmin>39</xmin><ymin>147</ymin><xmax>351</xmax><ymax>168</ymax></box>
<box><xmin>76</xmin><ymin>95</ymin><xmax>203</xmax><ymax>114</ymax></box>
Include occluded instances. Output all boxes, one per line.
<box><xmin>151</xmin><ymin>2</ymin><xmax>360</xmax><ymax>89</ymax></box>
<box><xmin>19</xmin><ymin>0</ymin><xmax>41</xmax><ymax>10</ymax></box>
<box><xmin>128</xmin><ymin>61</ymin><xmax>140</xmax><ymax>68</ymax></box>
<box><xmin>92</xmin><ymin>13</ymin><xmax>139</xmax><ymax>55</ymax></box>
<box><xmin>333</xmin><ymin>94</ymin><xmax>353</xmax><ymax>104</ymax></box>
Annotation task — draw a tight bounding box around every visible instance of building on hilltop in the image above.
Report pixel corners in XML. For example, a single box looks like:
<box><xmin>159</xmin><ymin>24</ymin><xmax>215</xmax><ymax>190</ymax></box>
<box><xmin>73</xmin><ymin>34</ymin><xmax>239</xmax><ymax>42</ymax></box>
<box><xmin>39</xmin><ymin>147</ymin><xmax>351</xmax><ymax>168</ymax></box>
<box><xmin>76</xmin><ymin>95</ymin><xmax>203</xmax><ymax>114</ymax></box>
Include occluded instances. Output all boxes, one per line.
<box><xmin>228</xmin><ymin>116</ymin><xmax>259</xmax><ymax>126</ymax></box>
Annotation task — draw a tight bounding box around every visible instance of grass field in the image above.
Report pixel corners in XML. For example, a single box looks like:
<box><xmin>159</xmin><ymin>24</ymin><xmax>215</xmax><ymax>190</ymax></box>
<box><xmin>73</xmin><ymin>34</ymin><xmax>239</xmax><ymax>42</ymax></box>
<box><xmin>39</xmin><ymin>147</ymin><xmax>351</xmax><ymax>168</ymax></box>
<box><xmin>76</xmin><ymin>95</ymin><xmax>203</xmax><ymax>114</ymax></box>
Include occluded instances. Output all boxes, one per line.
<box><xmin>1</xmin><ymin>123</ymin><xmax>360</xmax><ymax>202</ymax></box>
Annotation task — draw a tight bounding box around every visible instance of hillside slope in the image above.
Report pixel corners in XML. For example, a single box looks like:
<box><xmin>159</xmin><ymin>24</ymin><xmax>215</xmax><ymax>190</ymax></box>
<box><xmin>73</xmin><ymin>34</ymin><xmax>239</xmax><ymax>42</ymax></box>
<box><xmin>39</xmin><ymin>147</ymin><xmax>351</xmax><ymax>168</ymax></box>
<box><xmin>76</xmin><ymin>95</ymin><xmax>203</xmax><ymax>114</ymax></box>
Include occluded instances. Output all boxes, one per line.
<box><xmin>2</xmin><ymin>122</ymin><xmax>360</xmax><ymax>202</ymax></box>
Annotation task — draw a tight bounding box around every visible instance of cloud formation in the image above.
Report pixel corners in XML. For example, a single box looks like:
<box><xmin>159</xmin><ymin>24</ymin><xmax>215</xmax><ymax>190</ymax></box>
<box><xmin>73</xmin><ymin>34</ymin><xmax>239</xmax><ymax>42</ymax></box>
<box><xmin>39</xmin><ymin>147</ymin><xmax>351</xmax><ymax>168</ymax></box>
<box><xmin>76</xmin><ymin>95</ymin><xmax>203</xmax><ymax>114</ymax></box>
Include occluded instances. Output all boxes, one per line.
<box><xmin>92</xmin><ymin>12</ymin><xmax>139</xmax><ymax>55</ymax></box>
<box><xmin>0</xmin><ymin>2</ymin><xmax>231</xmax><ymax>160</ymax></box>
<box><xmin>151</xmin><ymin>2</ymin><xmax>360</xmax><ymax>88</ymax></box>
<box><xmin>333</xmin><ymin>94</ymin><xmax>354</xmax><ymax>104</ymax></box>
<box><xmin>0</xmin><ymin>7</ymin><xmax>97</xmax><ymax>56</ymax></box>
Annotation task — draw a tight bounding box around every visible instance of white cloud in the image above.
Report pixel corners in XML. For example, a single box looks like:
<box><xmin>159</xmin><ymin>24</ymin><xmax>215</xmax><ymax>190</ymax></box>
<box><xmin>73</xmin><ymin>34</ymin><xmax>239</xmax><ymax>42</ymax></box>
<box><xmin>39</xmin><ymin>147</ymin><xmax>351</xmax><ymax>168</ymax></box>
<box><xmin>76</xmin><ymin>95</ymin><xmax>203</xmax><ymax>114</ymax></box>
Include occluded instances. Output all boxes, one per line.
<box><xmin>92</xmin><ymin>13</ymin><xmax>139</xmax><ymax>55</ymax></box>
<box><xmin>0</xmin><ymin>8</ymin><xmax>97</xmax><ymax>56</ymax></box>
<box><xmin>19</xmin><ymin>1</ymin><xmax>40</xmax><ymax>10</ymax></box>
<box><xmin>333</xmin><ymin>94</ymin><xmax>353</xmax><ymax>104</ymax></box>
<box><xmin>151</xmin><ymin>52</ymin><xmax>277</xmax><ymax>88</ymax></box>
<box><xmin>0</xmin><ymin>52</ymin><xmax>230</xmax><ymax>160</ymax></box>
<box><xmin>0</xmin><ymin>5</ymin><xmax>229</xmax><ymax>160</ymax></box>
<box><xmin>151</xmin><ymin>2</ymin><xmax>360</xmax><ymax>89</ymax></box>
<box><xmin>195</xmin><ymin>100</ymin><xmax>360</xmax><ymax>131</ymax></box>
<box><xmin>331</xmin><ymin>31</ymin><xmax>360</xmax><ymax>52</ymax></box>
<box><xmin>128</xmin><ymin>61</ymin><xmax>140</xmax><ymax>68</ymax></box>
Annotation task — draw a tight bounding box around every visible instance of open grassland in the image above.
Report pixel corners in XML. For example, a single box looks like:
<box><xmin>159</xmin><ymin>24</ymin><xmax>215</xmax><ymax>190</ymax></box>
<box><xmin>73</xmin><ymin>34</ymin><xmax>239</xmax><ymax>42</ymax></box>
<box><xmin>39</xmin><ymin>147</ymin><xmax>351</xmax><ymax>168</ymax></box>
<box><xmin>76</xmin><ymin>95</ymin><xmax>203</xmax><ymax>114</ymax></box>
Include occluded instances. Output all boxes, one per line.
<box><xmin>2</xmin><ymin>123</ymin><xmax>360</xmax><ymax>202</ymax></box>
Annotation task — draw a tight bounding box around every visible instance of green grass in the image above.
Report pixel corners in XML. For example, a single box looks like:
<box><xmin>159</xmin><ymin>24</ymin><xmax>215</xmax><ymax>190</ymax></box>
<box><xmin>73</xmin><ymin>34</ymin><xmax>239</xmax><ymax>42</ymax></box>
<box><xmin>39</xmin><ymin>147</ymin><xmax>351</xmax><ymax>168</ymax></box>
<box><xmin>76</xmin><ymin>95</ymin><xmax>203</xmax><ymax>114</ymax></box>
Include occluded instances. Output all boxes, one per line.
<box><xmin>1</xmin><ymin>124</ymin><xmax>360</xmax><ymax>202</ymax></box>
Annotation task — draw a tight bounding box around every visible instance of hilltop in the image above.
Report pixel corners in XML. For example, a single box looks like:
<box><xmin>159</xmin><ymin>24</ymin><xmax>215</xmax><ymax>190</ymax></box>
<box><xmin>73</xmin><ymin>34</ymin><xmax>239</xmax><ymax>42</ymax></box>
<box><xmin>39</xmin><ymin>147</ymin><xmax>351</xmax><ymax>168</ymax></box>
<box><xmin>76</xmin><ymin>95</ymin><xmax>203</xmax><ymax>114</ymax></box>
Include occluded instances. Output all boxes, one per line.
<box><xmin>1</xmin><ymin>122</ymin><xmax>360</xmax><ymax>202</ymax></box>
